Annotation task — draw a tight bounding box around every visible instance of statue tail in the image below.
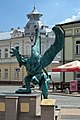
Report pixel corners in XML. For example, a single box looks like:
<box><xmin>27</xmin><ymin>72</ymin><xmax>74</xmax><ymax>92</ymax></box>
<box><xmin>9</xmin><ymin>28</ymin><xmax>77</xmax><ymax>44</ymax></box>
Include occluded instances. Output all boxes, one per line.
<box><xmin>40</xmin><ymin>26</ymin><xmax>64</xmax><ymax>68</ymax></box>
<box><xmin>52</xmin><ymin>25</ymin><xmax>64</xmax><ymax>54</ymax></box>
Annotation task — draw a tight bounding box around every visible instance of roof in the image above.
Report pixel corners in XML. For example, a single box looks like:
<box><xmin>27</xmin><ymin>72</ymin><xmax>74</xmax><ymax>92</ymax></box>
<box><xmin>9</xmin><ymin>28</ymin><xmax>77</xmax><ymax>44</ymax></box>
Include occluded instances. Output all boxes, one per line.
<box><xmin>0</xmin><ymin>28</ymin><xmax>24</xmax><ymax>40</ymax></box>
<box><xmin>57</xmin><ymin>19</ymin><xmax>80</xmax><ymax>26</ymax></box>
<box><xmin>27</xmin><ymin>6</ymin><xmax>43</xmax><ymax>19</ymax></box>
<box><xmin>0</xmin><ymin>32</ymin><xmax>11</xmax><ymax>40</ymax></box>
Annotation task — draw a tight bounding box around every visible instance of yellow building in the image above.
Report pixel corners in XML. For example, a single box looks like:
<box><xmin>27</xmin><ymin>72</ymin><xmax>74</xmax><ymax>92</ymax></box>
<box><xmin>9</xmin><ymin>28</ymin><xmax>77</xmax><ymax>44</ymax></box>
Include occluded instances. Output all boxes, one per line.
<box><xmin>0</xmin><ymin>7</ymin><xmax>57</xmax><ymax>82</ymax></box>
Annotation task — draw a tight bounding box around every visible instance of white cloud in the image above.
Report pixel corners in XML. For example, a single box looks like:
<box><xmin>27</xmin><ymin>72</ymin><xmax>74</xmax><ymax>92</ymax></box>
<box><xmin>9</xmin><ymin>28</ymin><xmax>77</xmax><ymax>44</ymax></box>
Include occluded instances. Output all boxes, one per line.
<box><xmin>60</xmin><ymin>11</ymin><xmax>80</xmax><ymax>24</ymax></box>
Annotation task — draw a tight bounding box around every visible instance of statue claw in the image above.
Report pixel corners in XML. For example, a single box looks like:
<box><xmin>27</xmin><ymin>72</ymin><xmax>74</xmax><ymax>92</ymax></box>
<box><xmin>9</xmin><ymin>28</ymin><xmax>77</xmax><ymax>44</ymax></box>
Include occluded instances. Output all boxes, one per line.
<box><xmin>15</xmin><ymin>89</ymin><xmax>31</xmax><ymax>94</ymax></box>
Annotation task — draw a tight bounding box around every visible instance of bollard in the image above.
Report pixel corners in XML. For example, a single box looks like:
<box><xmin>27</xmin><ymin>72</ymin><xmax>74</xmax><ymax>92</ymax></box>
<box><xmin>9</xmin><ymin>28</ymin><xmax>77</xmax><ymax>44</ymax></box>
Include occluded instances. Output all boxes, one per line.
<box><xmin>65</xmin><ymin>88</ymin><xmax>69</xmax><ymax>94</ymax></box>
<box><xmin>41</xmin><ymin>99</ymin><xmax>56</xmax><ymax>120</ymax></box>
<box><xmin>5</xmin><ymin>96</ymin><xmax>18</xmax><ymax>120</ymax></box>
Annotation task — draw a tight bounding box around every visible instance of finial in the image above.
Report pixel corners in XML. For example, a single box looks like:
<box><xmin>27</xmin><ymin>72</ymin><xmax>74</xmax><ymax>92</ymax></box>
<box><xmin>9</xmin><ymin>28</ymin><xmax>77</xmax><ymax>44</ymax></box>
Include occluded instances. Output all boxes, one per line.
<box><xmin>33</xmin><ymin>3</ymin><xmax>36</xmax><ymax>10</ymax></box>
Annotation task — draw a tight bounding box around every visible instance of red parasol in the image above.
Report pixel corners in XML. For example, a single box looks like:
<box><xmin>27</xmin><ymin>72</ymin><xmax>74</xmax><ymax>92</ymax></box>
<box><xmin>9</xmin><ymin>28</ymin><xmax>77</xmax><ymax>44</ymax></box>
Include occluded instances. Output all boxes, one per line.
<box><xmin>52</xmin><ymin>60</ymin><xmax>80</xmax><ymax>72</ymax></box>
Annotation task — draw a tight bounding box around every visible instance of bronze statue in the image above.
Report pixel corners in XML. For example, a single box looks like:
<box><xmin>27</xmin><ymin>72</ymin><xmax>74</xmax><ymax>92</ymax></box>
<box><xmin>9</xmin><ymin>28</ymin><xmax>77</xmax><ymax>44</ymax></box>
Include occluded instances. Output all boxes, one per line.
<box><xmin>10</xmin><ymin>25</ymin><xmax>64</xmax><ymax>98</ymax></box>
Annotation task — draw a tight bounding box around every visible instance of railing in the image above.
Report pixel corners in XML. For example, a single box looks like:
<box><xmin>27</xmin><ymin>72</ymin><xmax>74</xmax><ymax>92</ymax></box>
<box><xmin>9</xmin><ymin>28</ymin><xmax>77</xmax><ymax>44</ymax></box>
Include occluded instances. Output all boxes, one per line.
<box><xmin>49</xmin><ymin>81</ymin><xmax>80</xmax><ymax>92</ymax></box>
<box><xmin>0</xmin><ymin>81</ymin><xmax>80</xmax><ymax>92</ymax></box>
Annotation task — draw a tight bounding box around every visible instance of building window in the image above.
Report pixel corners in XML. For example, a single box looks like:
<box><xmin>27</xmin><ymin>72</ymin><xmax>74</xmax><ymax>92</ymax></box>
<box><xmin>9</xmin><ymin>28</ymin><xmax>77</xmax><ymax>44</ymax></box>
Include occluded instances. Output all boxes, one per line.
<box><xmin>26</xmin><ymin>44</ymin><xmax>31</xmax><ymax>56</ymax></box>
<box><xmin>74</xmin><ymin>28</ymin><xmax>80</xmax><ymax>35</ymax></box>
<box><xmin>14</xmin><ymin>68</ymin><xmax>20</xmax><ymax>81</ymax></box>
<box><xmin>75</xmin><ymin>41</ymin><xmax>80</xmax><ymax>54</ymax></box>
<box><xmin>0</xmin><ymin>69</ymin><xmax>1</xmax><ymax>79</ymax></box>
<box><xmin>14</xmin><ymin>68</ymin><xmax>17</xmax><ymax>79</ymax></box>
<box><xmin>5</xmin><ymin>48</ymin><xmax>8</xmax><ymax>58</ymax></box>
<box><xmin>0</xmin><ymin>49</ymin><xmax>1</xmax><ymax>58</ymax></box>
<box><xmin>41</xmin><ymin>44</ymin><xmax>44</xmax><ymax>55</ymax></box>
<box><xmin>4</xmin><ymin>69</ymin><xmax>8</xmax><ymax>79</ymax></box>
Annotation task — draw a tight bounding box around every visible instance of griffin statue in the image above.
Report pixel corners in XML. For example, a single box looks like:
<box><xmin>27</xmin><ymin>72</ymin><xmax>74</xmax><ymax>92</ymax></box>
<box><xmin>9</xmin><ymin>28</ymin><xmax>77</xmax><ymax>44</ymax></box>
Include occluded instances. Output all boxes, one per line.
<box><xmin>10</xmin><ymin>25</ymin><xmax>64</xmax><ymax>99</ymax></box>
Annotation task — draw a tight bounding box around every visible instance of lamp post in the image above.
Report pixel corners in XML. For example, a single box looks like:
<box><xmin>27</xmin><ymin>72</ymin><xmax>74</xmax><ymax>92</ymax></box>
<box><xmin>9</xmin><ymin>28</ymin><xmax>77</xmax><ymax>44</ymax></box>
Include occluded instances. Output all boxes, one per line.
<box><xmin>59</xmin><ymin>25</ymin><xmax>65</xmax><ymax>91</ymax></box>
<box><xmin>63</xmin><ymin>41</ymin><xmax>65</xmax><ymax>83</ymax></box>
<box><xmin>59</xmin><ymin>25</ymin><xmax>65</xmax><ymax>83</ymax></box>
<box><xmin>62</xmin><ymin>27</ymin><xmax>65</xmax><ymax>83</ymax></box>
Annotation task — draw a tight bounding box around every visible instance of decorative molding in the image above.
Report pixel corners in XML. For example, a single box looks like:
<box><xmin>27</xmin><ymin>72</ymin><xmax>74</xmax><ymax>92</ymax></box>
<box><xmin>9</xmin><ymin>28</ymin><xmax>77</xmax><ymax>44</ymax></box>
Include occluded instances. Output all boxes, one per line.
<box><xmin>11</xmin><ymin>29</ymin><xmax>23</xmax><ymax>38</ymax></box>
<box><xmin>65</xmin><ymin>29</ymin><xmax>73</xmax><ymax>36</ymax></box>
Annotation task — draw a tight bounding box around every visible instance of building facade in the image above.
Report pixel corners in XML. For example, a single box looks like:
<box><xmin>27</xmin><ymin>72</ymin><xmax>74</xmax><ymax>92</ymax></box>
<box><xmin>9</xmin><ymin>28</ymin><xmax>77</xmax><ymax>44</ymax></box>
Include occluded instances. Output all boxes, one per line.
<box><xmin>0</xmin><ymin>7</ymin><xmax>59</xmax><ymax>82</ymax></box>
<box><xmin>59</xmin><ymin>20</ymin><xmax>80</xmax><ymax>82</ymax></box>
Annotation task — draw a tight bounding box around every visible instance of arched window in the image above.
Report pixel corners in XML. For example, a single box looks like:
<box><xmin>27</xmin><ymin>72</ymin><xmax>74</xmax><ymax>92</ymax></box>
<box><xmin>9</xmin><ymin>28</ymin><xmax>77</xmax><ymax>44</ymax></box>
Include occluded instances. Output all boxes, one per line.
<box><xmin>4</xmin><ymin>69</ymin><xmax>8</xmax><ymax>79</ymax></box>
<box><xmin>5</xmin><ymin>48</ymin><xmax>8</xmax><ymax>58</ymax></box>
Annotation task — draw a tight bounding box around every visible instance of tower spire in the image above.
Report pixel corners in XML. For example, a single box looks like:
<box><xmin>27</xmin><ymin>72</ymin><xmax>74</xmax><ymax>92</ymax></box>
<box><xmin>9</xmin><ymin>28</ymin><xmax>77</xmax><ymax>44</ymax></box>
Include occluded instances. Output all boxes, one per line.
<box><xmin>33</xmin><ymin>3</ymin><xmax>35</xmax><ymax>10</ymax></box>
<box><xmin>25</xmin><ymin>6</ymin><xmax>43</xmax><ymax>36</ymax></box>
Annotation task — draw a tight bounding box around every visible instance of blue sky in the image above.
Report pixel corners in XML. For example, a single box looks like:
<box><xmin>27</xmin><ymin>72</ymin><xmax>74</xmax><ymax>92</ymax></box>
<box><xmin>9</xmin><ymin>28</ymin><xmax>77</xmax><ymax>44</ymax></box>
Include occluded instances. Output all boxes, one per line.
<box><xmin>0</xmin><ymin>0</ymin><xmax>80</xmax><ymax>32</ymax></box>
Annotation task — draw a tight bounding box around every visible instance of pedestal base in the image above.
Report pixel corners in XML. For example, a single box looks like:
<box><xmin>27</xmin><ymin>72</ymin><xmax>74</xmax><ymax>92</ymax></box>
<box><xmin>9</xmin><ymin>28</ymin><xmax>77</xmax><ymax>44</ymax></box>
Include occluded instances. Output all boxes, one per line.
<box><xmin>0</xmin><ymin>92</ymin><xmax>41</xmax><ymax>120</ymax></box>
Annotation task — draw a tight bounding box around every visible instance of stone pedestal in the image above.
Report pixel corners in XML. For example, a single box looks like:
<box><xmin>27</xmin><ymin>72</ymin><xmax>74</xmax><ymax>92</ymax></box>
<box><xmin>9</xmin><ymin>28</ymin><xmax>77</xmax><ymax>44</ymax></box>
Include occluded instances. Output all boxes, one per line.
<box><xmin>41</xmin><ymin>99</ymin><xmax>56</xmax><ymax>120</ymax></box>
<box><xmin>18</xmin><ymin>93</ymin><xmax>41</xmax><ymax>120</ymax></box>
<box><xmin>5</xmin><ymin>96</ymin><xmax>18</xmax><ymax>120</ymax></box>
<box><xmin>0</xmin><ymin>92</ymin><xmax>41</xmax><ymax>120</ymax></box>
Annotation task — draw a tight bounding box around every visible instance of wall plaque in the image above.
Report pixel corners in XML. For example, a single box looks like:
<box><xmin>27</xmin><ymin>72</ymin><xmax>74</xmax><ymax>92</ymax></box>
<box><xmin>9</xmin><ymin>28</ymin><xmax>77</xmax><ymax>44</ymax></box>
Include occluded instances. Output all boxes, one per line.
<box><xmin>20</xmin><ymin>103</ymin><xmax>29</xmax><ymax>112</ymax></box>
<box><xmin>0</xmin><ymin>102</ymin><xmax>5</xmax><ymax>111</ymax></box>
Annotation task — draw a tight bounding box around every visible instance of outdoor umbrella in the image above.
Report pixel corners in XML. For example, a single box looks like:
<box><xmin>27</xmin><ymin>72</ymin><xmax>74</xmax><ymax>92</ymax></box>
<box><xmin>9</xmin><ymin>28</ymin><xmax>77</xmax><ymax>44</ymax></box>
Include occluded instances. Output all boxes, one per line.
<box><xmin>52</xmin><ymin>60</ymin><xmax>80</xmax><ymax>72</ymax></box>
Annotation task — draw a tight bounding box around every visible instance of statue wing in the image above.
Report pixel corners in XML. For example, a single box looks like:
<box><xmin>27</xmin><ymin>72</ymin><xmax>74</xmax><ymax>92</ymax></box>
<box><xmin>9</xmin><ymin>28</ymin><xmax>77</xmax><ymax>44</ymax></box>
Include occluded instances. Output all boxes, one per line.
<box><xmin>40</xmin><ymin>26</ymin><xmax>64</xmax><ymax>69</ymax></box>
